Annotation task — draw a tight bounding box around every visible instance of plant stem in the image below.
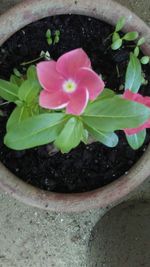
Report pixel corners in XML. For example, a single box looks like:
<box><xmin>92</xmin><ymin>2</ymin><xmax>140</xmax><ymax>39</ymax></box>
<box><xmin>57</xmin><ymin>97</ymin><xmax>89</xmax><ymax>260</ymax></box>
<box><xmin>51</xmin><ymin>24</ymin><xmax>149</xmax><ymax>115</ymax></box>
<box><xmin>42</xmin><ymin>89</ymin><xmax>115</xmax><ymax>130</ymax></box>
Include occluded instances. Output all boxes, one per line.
<box><xmin>21</xmin><ymin>55</ymin><xmax>44</xmax><ymax>66</ymax></box>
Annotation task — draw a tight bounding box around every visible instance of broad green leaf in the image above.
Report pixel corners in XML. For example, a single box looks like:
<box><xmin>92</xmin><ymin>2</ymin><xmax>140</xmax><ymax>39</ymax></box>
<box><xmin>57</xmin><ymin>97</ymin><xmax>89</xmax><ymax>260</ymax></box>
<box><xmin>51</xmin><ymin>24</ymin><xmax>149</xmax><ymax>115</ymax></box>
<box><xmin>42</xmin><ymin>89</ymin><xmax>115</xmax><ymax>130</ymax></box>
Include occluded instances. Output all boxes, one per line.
<box><xmin>115</xmin><ymin>17</ymin><xmax>126</xmax><ymax>32</ymax></box>
<box><xmin>7</xmin><ymin>105</ymin><xmax>30</xmax><ymax>130</ymax></box>
<box><xmin>0</xmin><ymin>79</ymin><xmax>19</xmax><ymax>102</ymax></box>
<box><xmin>55</xmin><ymin>117</ymin><xmax>83</xmax><ymax>153</ymax></box>
<box><xmin>111</xmin><ymin>39</ymin><xmax>122</xmax><ymax>50</ymax></box>
<box><xmin>137</xmin><ymin>37</ymin><xmax>145</xmax><ymax>46</ymax></box>
<box><xmin>140</xmin><ymin>56</ymin><xmax>150</xmax><ymax>65</ymax></box>
<box><xmin>82</xmin><ymin>96</ymin><xmax>150</xmax><ymax>132</ymax></box>
<box><xmin>96</xmin><ymin>88</ymin><xmax>116</xmax><ymax>101</ymax></box>
<box><xmin>126</xmin><ymin>129</ymin><xmax>146</xmax><ymax>150</ymax></box>
<box><xmin>10</xmin><ymin>74</ymin><xmax>24</xmax><ymax>87</ymax></box>
<box><xmin>123</xmin><ymin>31</ymin><xmax>139</xmax><ymax>41</ymax></box>
<box><xmin>125</xmin><ymin>53</ymin><xmax>142</xmax><ymax>93</ymax></box>
<box><xmin>4</xmin><ymin>113</ymin><xmax>67</xmax><ymax>150</ymax></box>
<box><xmin>112</xmin><ymin>32</ymin><xmax>120</xmax><ymax>43</ymax></box>
<box><xmin>18</xmin><ymin>80</ymin><xmax>40</xmax><ymax>103</ymax></box>
<box><xmin>85</xmin><ymin>124</ymin><xmax>118</xmax><ymax>147</ymax></box>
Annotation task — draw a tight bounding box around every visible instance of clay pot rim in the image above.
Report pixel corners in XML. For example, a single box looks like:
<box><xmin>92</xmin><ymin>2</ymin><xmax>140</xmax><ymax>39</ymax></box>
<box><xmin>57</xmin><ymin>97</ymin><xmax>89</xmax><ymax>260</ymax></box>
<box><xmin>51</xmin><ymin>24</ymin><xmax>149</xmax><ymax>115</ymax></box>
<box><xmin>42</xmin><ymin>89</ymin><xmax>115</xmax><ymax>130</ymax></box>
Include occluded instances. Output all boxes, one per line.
<box><xmin>0</xmin><ymin>0</ymin><xmax>150</xmax><ymax>212</ymax></box>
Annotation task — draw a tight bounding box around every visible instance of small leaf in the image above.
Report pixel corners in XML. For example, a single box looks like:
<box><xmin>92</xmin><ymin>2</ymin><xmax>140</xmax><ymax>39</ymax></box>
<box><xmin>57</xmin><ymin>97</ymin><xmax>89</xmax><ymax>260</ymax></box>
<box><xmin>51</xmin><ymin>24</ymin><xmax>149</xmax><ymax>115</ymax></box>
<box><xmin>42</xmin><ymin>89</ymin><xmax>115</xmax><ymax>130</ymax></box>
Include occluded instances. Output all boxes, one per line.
<box><xmin>111</xmin><ymin>39</ymin><xmax>122</xmax><ymax>50</ymax></box>
<box><xmin>55</xmin><ymin>117</ymin><xmax>83</xmax><ymax>153</ymax></box>
<box><xmin>125</xmin><ymin>53</ymin><xmax>142</xmax><ymax>93</ymax></box>
<box><xmin>10</xmin><ymin>75</ymin><xmax>23</xmax><ymax>87</ymax></box>
<box><xmin>27</xmin><ymin>65</ymin><xmax>38</xmax><ymax>81</ymax></box>
<box><xmin>47</xmin><ymin>38</ymin><xmax>53</xmax><ymax>46</ymax></box>
<box><xmin>140</xmin><ymin>56</ymin><xmax>150</xmax><ymax>65</ymax></box>
<box><xmin>134</xmin><ymin>46</ymin><xmax>140</xmax><ymax>57</ymax></box>
<box><xmin>53</xmin><ymin>30</ymin><xmax>60</xmax><ymax>45</ymax></box>
<box><xmin>112</xmin><ymin>32</ymin><xmax>120</xmax><ymax>43</ymax></box>
<box><xmin>7</xmin><ymin>105</ymin><xmax>30</xmax><ymax>130</ymax></box>
<box><xmin>18</xmin><ymin>80</ymin><xmax>40</xmax><ymax>103</ymax></box>
<box><xmin>4</xmin><ymin>113</ymin><xmax>67</xmax><ymax>150</ymax></box>
<box><xmin>46</xmin><ymin>29</ymin><xmax>51</xmax><ymax>38</ymax></box>
<box><xmin>85</xmin><ymin>125</ymin><xmax>119</xmax><ymax>147</ymax></box>
<box><xmin>0</xmin><ymin>79</ymin><xmax>19</xmax><ymax>102</ymax></box>
<box><xmin>13</xmin><ymin>68</ymin><xmax>22</xmax><ymax>78</ymax></box>
<box><xmin>115</xmin><ymin>17</ymin><xmax>126</xmax><ymax>32</ymax></box>
<box><xmin>137</xmin><ymin>37</ymin><xmax>145</xmax><ymax>46</ymax></box>
<box><xmin>123</xmin><ymin>31</ymin><xmax>139</xmax><ymax>41</ymax></box>
<box><xmin>126</xmin><ymin>129</ymin><xmax>146</xmax><ymax>150</ymax></box>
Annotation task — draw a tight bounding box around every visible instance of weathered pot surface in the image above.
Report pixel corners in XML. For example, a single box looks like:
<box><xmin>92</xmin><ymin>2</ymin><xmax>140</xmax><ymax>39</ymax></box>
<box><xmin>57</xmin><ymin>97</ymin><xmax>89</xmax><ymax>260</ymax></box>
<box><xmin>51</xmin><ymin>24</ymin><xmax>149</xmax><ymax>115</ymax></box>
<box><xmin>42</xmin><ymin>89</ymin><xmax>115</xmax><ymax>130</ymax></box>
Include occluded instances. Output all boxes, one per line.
<box><xmin>0</xmin><ymin>0</ymin><xmax>150</xmax><ymax>212</ymax></box>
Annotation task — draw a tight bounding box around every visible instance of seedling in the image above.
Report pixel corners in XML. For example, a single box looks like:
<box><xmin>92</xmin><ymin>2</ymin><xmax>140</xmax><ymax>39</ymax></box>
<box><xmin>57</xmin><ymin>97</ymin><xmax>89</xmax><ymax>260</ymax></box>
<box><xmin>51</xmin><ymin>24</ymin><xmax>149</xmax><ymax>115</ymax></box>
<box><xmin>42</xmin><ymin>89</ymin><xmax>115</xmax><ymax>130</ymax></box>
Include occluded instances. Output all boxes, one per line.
<box><xmin>111</xmin><ymin>17</ymin><xmax>139</xmax><ymax>50</ymax></box>
<box><xmin>53</xmin><ymin>30</ymin><xmax>60</xmax><ymax>45</ymax></box>
<box><xmin>46</xmin><ymin>29</ymin><xmax>53</xmax><ymax>45</ymax></box>
<box><xmin>46</xmin><ymin>29</ymin><xmax>61</xmax><ymax>46</ymax></box>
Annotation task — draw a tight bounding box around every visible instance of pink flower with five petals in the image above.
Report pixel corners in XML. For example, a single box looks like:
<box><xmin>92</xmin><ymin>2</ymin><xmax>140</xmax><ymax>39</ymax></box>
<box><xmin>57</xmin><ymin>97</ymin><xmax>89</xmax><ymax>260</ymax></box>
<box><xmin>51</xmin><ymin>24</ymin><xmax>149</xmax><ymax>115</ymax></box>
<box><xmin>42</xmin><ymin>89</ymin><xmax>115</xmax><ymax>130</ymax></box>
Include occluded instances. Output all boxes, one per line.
<box><xmin>123</xmin><ymin>90</ymin><xmax>150</xmax><ymax>135</ymax></box>
<box><xmin>37</xmin><ymin>48</ymin><xmax>105</xmax><ymax>115</ymax></box>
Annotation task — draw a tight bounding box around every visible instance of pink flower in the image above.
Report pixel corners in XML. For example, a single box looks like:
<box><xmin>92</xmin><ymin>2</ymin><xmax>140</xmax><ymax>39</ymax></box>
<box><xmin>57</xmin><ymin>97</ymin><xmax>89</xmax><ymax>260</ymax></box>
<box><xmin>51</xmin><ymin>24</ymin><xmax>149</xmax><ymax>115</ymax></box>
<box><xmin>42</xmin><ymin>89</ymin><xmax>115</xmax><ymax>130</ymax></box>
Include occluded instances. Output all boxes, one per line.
<box><xmin>123</xmin><ymin>90</ymin><xmax>150</xmax><ymax>135</ymax></box>
<box><xmin>37</xmin><ymin>48</ymin><xmax>104</xmax><ymax>115</ymax></box>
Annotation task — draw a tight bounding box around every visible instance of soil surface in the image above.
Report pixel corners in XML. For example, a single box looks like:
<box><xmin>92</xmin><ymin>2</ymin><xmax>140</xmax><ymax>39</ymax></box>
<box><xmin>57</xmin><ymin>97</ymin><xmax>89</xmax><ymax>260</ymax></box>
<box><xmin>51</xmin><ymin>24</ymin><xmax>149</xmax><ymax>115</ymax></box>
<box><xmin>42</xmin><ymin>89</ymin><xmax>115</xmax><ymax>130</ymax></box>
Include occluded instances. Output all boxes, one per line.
<box><xmin>0</xmin><ymin>15</ymin><xmax>150</xmax><ymax>193</ymax></box>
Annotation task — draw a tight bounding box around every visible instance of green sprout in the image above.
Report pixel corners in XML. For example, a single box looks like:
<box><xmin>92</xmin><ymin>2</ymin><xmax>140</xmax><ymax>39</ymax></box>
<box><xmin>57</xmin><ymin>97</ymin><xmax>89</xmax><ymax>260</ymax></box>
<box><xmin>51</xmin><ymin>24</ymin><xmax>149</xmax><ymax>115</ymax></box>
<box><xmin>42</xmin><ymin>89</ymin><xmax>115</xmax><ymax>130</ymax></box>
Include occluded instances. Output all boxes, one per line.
<box><xmin>46</xmin><ymin>29</ymin><xmax>61</xmax><ymax>46</ymax></box>
<box><xmin>46</xmin><ymin>29</ymin><xmax>53</xmax><ymax>46</ymax></box>
<box><xmin>111</xmin><ymin>17</ymin><xmax>139</xmax><ymax>50</ymax></box>
<box><xmin>53</xmin><ymin>30</ymin><xmax>61</xmax><ymax>45</ymax></box>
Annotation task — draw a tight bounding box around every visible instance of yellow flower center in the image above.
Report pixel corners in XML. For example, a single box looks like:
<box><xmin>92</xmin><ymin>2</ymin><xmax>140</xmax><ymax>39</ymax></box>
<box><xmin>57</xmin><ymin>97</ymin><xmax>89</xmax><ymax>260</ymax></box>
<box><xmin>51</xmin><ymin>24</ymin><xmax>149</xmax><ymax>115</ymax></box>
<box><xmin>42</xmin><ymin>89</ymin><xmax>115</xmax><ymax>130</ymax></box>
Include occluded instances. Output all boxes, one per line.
<box><xmin>63</xmin><ymin>79</ymin><xmax>77</xmax><ymax>93</ymax></box>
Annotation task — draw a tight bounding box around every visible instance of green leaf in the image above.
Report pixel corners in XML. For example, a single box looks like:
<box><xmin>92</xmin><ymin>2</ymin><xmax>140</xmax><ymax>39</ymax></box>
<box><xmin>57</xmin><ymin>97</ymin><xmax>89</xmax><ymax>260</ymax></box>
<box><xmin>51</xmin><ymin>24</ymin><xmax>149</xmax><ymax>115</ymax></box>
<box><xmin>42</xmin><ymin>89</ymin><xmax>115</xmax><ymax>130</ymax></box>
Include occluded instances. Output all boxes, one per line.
<box><xmin>123</xmin><ymin>31</ymin><xmax>139</xmax><ymax>41</ymax></box>
<box><xmin>0</xmin><ymin>79</ymin><xmax>19</xmax><ymax>102</ymax></box>
<box><xmin>112</xmin><ymin>32</ymin><xmax>120</xmax><ymax>43</ymax></box>
<box><xmin>13</xmin><ymin>68</ymin><xmax>22</xmax><ymax>78</ymax></box>
<box><xmin>7</xmin><ymin>105</ymin><xmax>30</xmax><ymax>130</ymax></box>
<box><xmin>55</xmin><ymin>117</ymin><xmax>83</xmax><ymax>153</ymax></box>
<box><xmin>18</xmin><ymin>80</ymin><xmax>40</xmax><ymax>103</ymax></box>
<box><xmin>82</xmin><ymin>96</ymin><xmax>150</xmax><ymax>132</ymax></box>
<box><xmin>10</xmin><ymin>74</ymin><xmax>24</xmax><ymax>87</ymax></box>
<box><xmin>134</xmin><ymin>46</ymin><xmax>140</xmax><ymax>57</ymax></box>
<box><xmin>115</xmin><ymin>17</ymin><xmax>126</xmax><ymax>32</ymax></box>
<box><xmin>54</xmin><ymin>30</ymin><xmax>60</xmax><ymax>45</ymax></box>
<box><xmin>111</xmin><ymin>39</ymin><xmax>122</xmax><ymax>50</ymax></box>
<box><xmin>81</xmin><ymin>129</ymin><xmax>89</xmax><ymax>144</ymax></box>
<box><xmin>85</xmin><ymin>125</ymin><xmax>118</xmax><ymax>147</ymax></box>
<box><xmin>137</xmin><ymin>37</ymin><xmax>145</xmax><ymax>46</ymax></box>
<box><xmin>126</xmin><ymin>129</ymin><xmax>146</xmax><ymax>150</ymax></box>
<box><xmin>27</xmin><ymin>65</ymin><xmax>38</xmax><ymax>81</ymax></box>
<box><xmin>125</xmin><ymin>53</ymin><xmax>142</xmax><ymax>93</ymax></box>
<box><xmin>46</xmin><ymin>29</ymin><xmax>51</xmax><ymax>38</ymax></box>
<box><xmin>140</xmin><ymin>56</ymin><xmax>150</xmax><ymax>65</ymax></box>
<box><xmin>4</xmin><ymin>113</ymin><xmax>67</xmax><ymax>150</ymax></box>
<box><xmin>96</xmin><ymin>88</ymin><xmax>116</xmax><ymax>101</ymax></box>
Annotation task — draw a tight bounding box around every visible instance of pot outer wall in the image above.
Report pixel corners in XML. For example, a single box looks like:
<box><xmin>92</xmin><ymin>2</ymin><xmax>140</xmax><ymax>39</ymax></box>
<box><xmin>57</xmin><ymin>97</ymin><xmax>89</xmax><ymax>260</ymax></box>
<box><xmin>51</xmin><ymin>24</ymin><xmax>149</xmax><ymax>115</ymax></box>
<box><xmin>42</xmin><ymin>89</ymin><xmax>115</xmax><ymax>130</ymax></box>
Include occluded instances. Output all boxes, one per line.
<box><xmin>0</xmin><ymin>0</ymin><xmax>150</xmax><ymax>212</ymax></box>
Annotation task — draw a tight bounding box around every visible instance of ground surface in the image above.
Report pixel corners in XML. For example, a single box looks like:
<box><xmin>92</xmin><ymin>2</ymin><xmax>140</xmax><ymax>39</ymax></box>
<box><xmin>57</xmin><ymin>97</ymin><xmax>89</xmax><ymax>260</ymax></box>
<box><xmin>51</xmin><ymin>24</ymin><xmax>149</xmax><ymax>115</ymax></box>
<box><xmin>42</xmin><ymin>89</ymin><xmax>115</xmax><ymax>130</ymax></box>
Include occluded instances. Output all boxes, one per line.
<box><xmin>0</xmin><ymin>1</ymin><xmax>150</xmax><ymax>267</ymax></box>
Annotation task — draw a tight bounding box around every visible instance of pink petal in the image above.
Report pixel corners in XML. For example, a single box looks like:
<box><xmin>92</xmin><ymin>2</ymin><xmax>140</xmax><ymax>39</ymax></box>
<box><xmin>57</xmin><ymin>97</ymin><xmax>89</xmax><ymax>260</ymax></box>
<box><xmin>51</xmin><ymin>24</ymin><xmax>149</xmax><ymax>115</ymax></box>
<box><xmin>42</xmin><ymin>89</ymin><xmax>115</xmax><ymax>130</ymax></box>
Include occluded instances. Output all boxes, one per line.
<box><xmin>123</xmin><ymin>90</ymin><xmax>145</xmax><ymax>105</ymax></box>
<box><xmin>56</xmin><ymin>48</ymin><xmax>91</xmax><ymax>78</ymax></box>
<box><xmin>66</xmin><ymin>87</ymin><xmax>89</xmax><ymax>115</ymax></box>
<box><xmin>144</xmin><ymin>97</ymin><xmax>150</xmax><ymax>107</ymax></box>
<box><xmin>125</xmin><ymin>119</ymin><xmax>150</xmax><ymax>135</ymax></box>
<box><xmin>37</xmin><ymin>61</ymin><xmax>64</xmax><ymax>92</ymax></box>
<box><xmin>76</xmin><ymin>67</ymin><xmax>105</xmax><ymax>100</ymax></box>
<box><xmin>39</xmin><ymin>90</ymin><xmax>69</xmax><ymax>110</ymax></box>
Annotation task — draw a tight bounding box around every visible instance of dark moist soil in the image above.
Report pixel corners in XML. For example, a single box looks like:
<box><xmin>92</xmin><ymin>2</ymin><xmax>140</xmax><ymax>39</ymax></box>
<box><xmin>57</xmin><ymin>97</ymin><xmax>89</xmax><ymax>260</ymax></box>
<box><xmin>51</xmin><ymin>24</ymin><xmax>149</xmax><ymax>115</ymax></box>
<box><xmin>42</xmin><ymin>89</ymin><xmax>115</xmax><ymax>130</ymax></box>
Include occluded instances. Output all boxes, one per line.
<box><xmin>0</xmin><ymin>15</ymin><xmax>150</xmax><ymax>193</ymax></box>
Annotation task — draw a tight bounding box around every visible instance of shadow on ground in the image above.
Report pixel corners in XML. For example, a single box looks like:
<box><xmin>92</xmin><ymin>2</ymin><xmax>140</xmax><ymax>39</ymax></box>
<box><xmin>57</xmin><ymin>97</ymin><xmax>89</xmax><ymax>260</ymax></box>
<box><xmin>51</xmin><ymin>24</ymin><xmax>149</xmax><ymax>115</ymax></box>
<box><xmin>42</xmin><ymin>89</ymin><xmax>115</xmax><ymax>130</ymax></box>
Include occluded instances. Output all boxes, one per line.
<box><xmin>87</xmin><ymin>201</ymin><xmax>150</xmax><ymax>267</ymax></box>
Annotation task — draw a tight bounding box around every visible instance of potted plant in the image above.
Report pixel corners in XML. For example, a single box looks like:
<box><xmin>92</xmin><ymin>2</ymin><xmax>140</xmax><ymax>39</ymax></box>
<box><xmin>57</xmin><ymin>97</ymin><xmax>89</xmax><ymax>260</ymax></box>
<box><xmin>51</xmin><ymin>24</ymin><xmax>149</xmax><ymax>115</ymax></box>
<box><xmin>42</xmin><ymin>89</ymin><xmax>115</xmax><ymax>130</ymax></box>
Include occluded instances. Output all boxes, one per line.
<box><xmin>0</xmin><ymin>0</ymin><xmax>150</xmax><ymax>212</ymax></box>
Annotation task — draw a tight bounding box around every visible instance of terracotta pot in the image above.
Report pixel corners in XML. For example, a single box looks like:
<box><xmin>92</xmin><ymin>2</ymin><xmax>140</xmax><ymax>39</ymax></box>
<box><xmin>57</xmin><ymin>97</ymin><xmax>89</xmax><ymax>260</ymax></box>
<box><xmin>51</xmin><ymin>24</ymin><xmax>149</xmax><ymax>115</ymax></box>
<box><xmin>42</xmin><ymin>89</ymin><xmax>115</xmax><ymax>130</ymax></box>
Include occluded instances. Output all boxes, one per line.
<box><xmin>0</xmin><ymin>0</ymin><xmax>150</xmax><ymax>212</ymax></box>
